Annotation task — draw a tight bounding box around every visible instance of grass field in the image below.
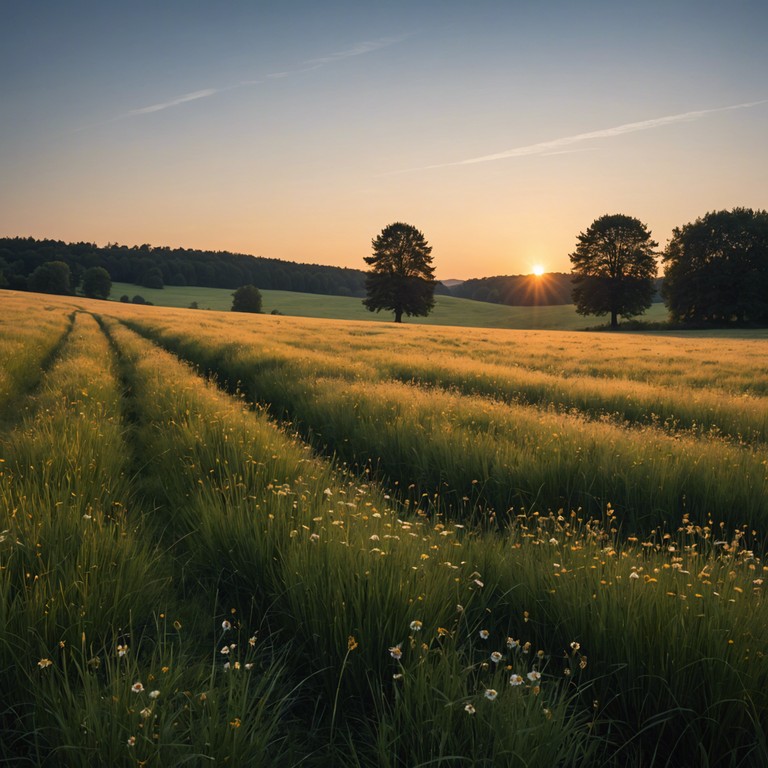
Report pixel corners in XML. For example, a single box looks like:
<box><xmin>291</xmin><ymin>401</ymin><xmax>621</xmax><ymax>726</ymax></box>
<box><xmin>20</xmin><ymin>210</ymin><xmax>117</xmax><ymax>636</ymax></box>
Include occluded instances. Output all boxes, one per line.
<box><xmin>109</xmin><ymin>281</ymin><xmax>672</xmax><ymax>330</ymax></box>
<box><xmin>2</xmin><ymin>289</ymin><xmax>767</xmax><ymax>767</ymax></box>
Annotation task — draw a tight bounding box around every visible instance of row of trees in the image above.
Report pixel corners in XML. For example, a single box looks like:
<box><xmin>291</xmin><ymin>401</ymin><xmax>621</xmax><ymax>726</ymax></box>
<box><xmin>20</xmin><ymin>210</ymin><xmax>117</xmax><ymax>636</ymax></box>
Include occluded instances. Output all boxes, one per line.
<box><xmin>570</xmin><ymin>208</ymin><xmax>768</xmax><ymax>327</ymax></box>
<box><xmin>363</xmin><ymin>209</ymin><xmax>768</xmax><ymax>327</ymax></box>
<box><xmin>0</xmin><ymin>238</ymin><xmax>370</xmax><ymax>297</ymax></box>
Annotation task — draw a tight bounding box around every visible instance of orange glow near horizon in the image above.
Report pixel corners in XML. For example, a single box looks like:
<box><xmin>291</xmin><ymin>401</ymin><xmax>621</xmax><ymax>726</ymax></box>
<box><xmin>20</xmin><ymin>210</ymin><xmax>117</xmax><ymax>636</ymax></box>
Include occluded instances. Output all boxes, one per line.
<box><xmin>532</xmin><ymin>264</ymin><xmax>546</xmax><ymax>276</ymax></box>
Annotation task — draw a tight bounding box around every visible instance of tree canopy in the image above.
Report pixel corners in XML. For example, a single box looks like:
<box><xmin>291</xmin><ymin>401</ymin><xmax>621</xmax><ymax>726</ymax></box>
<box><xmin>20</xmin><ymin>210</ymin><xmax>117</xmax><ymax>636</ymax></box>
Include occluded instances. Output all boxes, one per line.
<box><xmin>231</xmin><ymin>284</ymin><xmax>263</xmax><ymax>313</ymax></box>
<box><xmin>82</xmin><ymin>266</ymin><xmax>112</xmax><ymax>299</ymax></box>
<box><xmin>570</xmin><ymin>214</ymin><xmax>658</xmax><ymax>329</ymax></box>
<box><xmin>662</xmin><ymin>208</ymin><xmax>768</xmax><ymax>324</ymax></box>
<box><xmin>363</xmin><ymin>223</ymin><xmax>437</xmax><ymax>323</ymax></box>
<box><xmin>27</xmin><ymin>260</ymin><xmax>72</xmax><ymax>295</ymax></box>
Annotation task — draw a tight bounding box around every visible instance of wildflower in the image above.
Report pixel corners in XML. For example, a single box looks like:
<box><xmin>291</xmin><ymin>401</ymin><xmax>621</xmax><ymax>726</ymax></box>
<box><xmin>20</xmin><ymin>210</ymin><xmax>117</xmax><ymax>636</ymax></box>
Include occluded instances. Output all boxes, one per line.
<box><xmin>484</xmin><ymin>689</ymin><xmax>498</xmax><ymax>701</ymax></box>
<box><xmin>409</xmin><ymin>620</ymin><xmax>423</xmax><ymax>632</ymax></box>
<box><xmin>220</xmin><ymin>646</ymin><xmax>230</xmax><ymax>655</ymax></box>
<box><xmin>149</xmin><ymin>690</ymin><xmax>160</xmax><ymax>699</ymax></box>
<box><xmin>173</xmin><ymin>620</ymin><xmax>182</xmax><ymax>630</ymax></box>
<box><xmin>140</xmin><ymin>707</ymin><xmax>152</xmax><ymax>719</ymax></box>
<box><xmin>479</xmin><ymin>629</ymin><xmax>490</xmax><ymax>640</ymax></box>
<box><xmin>245</xmin><ymin>663</ymin><xmax>254</xmax><ymax>670</ymax></box>
<box><xmin>509</xmin><ymin>674</ymin><xmax>524</xmax><ymax>686</ymax></box>
<box><xmin>393</xmin><ymin>673</ymin><xmax>403</xmax><ymax>680</ymax></box>
<box><xmin>570</xmin><ymin>641</ymin><xmax>580</xmax><ymax>651</ymax></box>
<box><xmin>490</xmin><ymin>651</ymin><xmax>503</xmax><ymax>664</ymax></box>
<box><xmin>131</xmin><ymin>682</ymin><xmax>145</xmax><ymax>694</ymax></box>
<box><xmin>543</xmin><ymin>707</ymin><xmax>553</xmax><ymax>719</ymax></box>
<box><xmin>464</xmin><ymin>703</ymin><xmax>476</xmax><ymax>714</ymax></box>
<box><xmin>127</xmin><ymin>736</ymin><xmax>136</xmax><ymax>747</ymax></box>
<box><xmin>117</xmin><ymin>644</ymin><xmax>129</xmax><ymax>657</ymax></box>
<box><xmin>629</xmin><ymin>571</ymin><xmax>640</xmax><ymax>580</ymax></box>
<box><xmin>248</xmin><ymin>635</ymin><xmax>257</xmax><ymax>647</ymax></box>
<box><xmin>506</xmin><ymin>637</ymin><xmax>519</xmax><ymax>649</ymax></box>
<box><xmin>223</xmin><ymin>662</ymin><xmax>231</xmax><ymax>671</ymax></box>
<box><xmin>309</xmin><ymin>533</ymin><xmax>320</xmax><ymax>543</ymax></box>
<box><xmin>230</xmin><ymin>717</ymin><xmax>241</xmax><ymax>728</ymax></box>
<box><xmin>579</xmin><ymin>657</ymin><xmax>588</xmax><ymax>669</ymax></box>
<box><xmin>437</xmin><ymin>627</ymin><xmax>449</xmax><ymax>638</ymax></box>
<box><xmin>221</xmin><ymin>620</ymin><xmax>232</xmax><ymax>631</ymax></box>
<box><xmin>161</xmin><ymin>666</ymin><xmax>170</xmax><ymax>674</ymax></box>
<box><xmin>347</xmin><ymin>636</ymin><xmax>358</xmax><ymax>651</ymax></box>
<box><xmin>388</xmin><ymin>644</ymin><xmax>403</xmax><ymax>660</ymax></box>
<box><xmin>37</xmin><ymin>658</ymin><xmax>53</xmax><ymax>669</ymax></box>
<box><xmin>527</xmin><ymin>671</ymin><xmax>541</xmax><ymax>682</ymax></box>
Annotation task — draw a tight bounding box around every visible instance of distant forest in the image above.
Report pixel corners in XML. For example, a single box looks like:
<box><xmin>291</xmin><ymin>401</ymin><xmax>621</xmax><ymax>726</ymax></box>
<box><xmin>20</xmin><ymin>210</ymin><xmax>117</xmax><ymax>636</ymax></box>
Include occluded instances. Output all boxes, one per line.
<box><xmin>0</xmin><ymin>236</ymin><xmax>665</xmax><ymax>307</ymax></box>
<box><xmin>0</xmin><ymin>237</ymin><xmax>371</xmax><ymax>298</ymax></box>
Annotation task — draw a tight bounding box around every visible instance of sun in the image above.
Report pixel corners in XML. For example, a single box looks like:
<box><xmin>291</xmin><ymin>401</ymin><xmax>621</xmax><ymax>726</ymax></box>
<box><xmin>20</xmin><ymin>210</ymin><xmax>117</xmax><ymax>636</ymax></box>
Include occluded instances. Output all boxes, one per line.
<box><xmin>532</xmin><ymin>264</ymin><xmax>545</xmax><ymax>276</ymax></box>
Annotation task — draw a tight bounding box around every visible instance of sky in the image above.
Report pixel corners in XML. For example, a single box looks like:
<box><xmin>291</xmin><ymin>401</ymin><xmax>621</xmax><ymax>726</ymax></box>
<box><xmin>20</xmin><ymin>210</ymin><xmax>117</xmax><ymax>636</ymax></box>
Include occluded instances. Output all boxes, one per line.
<box><xmin>1</xmin><ymin>1</ymin><xmax>767</xmax><ymax>280</ymax></box>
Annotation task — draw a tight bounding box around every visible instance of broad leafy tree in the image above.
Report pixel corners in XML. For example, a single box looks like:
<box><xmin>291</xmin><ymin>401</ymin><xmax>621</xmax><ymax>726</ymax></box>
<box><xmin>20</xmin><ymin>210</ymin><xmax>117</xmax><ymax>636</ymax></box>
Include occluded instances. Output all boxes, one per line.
<box><xmin>81</xmin><ymin>266</ymin><xmax>112</xmax><ymax>299</ymax></box>
<box><xmin>27</xmin><ymin>260</ymin><xmax>72</xmax><ymax>295</ymax></box>
<box><xmin>232</xmin><ymin>284</ymin><xmax>262</xmax><ymax>313</ymax></box>
<box><xmin>662</xmin><ymin>208</ymin><xmax>768</xmax><ymax>324</ymax></box>
<box><xmin>363</xmin><ymin>222</ymin><xmax>436</xmax><ymax>323</ymax></box>
<box><xmin>570</xmin><ymin>214</ymin><xmax>658</xmax><ymax>329</ymax></box>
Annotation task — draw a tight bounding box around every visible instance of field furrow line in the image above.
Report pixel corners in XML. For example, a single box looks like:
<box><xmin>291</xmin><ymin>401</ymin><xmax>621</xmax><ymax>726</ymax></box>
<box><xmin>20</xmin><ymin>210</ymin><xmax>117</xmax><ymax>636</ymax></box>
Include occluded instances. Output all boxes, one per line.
<box><xmin>116</xmin><ymin>316</ymin><xmax>768</xmax><ymax>534</ymax></box>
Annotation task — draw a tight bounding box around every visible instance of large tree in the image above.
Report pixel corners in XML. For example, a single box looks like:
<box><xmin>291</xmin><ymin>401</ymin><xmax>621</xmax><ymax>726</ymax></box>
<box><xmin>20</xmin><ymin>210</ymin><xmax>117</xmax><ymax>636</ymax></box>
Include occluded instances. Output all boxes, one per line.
<box><xmin>27</xmin><ymin>260</ymin><xmax>72</xmax><ymax>295</ymax></box>
<box><xmin>570</xmin><ymin>214</ymin><xmax>658</xmax><ymax>329</ymax></box>
<box><xmin>662</xmin><ymin>208</ymin><xmax>768</xmax><ymax>324</ymax></box>
<box><xmin>363</xmin><ymin>222</ymin><xmax>436</xmax><ymax>323</ymax></box>
<box><xmin>231</xmin><ymin>284</ymin><xmax>262</xmax><ymax>313</ymax></box>
<box><xmin>81</xmin><ymin>266</ymin><xmax>112</xmax><ymax>299</ymax></box>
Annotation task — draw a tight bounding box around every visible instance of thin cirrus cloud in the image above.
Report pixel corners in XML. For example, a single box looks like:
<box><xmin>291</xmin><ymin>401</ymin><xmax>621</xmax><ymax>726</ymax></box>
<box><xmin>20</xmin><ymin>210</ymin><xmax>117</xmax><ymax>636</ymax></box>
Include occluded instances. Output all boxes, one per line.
<box><xmin>394</xmin><ymin>99</ymin><xmax>768</xmax><ymax>173</ymax></box>
<box><xmin>110</xmin><ymin>35</ymin><xmax>408</xmax><ymax>123</ymax></box>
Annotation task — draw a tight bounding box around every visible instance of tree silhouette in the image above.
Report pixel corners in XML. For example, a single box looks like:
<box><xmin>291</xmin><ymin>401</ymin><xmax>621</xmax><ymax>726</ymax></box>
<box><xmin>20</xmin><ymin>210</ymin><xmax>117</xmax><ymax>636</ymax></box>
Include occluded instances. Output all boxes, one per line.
<box><xmin>363</xmin><ymin>223</ymin><xmax>436</xmax><ymax>323</ymax></box>
<box><xmin>570</xmin><ymin>214</ymin><xmax>657</xmax><ymax>329</ymax></box>
<box><xmin>231</xmin><ymin>284</ymin><xmax>262</xmax><ymax>313</ymax></box>
<box><xmin>662</xmin><ymin>208</ymin><xmax>768</xmax><ymax>324</ymax></box>
<box><xmin>82</xmin><ymin>266</ymin><xmax>112</xmax><ymax>299</ymax></box>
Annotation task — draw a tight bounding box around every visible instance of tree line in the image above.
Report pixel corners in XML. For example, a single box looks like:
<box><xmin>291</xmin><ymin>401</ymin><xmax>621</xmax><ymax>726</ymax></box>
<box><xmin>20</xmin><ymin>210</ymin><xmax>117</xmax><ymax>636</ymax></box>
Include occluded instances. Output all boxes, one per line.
<box><xmin>570</xmin><ymin>207</ymin><xmax>768</xmax><ymax>328</ymax></box>
<box><xmin>0</xmin><ymin>238</ymin><xmax>370</xmax><ymax>298</ymax></box>
<box><xmin>361</xmin><ymin>209</ymin><xmax>768</xmax><ymax>327</ymax></box>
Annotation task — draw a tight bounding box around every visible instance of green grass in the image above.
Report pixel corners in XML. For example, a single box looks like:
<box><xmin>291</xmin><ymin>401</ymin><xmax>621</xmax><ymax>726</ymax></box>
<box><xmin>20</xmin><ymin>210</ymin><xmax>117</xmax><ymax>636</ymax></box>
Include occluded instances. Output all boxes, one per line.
<box><xmin>3</xmin><ymin>291</ymin><xmax>768</xmax><ymax>767</ymax></box>
<box><xmin>108</xmin><ymin>281</ymin><xmax>670</xmax><ymax>330</ymax></box>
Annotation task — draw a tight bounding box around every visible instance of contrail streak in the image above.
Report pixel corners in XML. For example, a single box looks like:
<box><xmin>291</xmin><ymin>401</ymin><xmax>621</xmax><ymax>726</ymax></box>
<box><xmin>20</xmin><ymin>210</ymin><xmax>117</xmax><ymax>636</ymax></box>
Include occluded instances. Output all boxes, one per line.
<box><xmin>108</xmin><ymin>35</ymin><xmax>408</xmax><ymax>123</ymax></box>
<box><xmin>393</xmin><ymin>99</ymin><xmax>768</xmax><ymax>174</ymax></box>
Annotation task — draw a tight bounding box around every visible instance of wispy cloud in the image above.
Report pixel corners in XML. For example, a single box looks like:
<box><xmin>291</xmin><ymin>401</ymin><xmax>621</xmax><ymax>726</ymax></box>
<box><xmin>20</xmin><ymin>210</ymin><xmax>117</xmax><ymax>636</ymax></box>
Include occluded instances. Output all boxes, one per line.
<box><xmin>125</xmin><ymin>89</ymin><xmax>218</xmax><ymax>117</ymax></box>
<box><xmin>305</xmin><ymin>35</ymin><xmax>411</xmax><ymax>67</ymax></box>
<box><xmin>393</xmin><ymin>100</ymin><xmax>768</xmax><ymax>173</ymax></box>
<box><xmin>104</xmin><ymin>35</ymin><xmax>407</xmax><ymax>124</ymax></box>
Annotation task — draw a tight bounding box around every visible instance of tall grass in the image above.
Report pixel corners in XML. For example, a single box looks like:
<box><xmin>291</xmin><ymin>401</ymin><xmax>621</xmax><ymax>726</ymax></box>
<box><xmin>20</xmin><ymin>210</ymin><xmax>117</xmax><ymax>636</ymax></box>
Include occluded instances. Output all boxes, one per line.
<box><xmin>0</xmin><ymin>294</ymin><xmax>74</xmax><ymax>425</ymax></box>
<box><xmin>102</xmin><ymin>317</ymin><xmax>601</xmax><ymax>765</ymax></box>
<box><xmin>119</xmin><ymin>314</ymin><xmax>768</xmax><ymax>531</ymax></box>
<box><xmin>2</xmin><ymin>293</ymin><xmax>767</xmax><ymax>765</ymax></box>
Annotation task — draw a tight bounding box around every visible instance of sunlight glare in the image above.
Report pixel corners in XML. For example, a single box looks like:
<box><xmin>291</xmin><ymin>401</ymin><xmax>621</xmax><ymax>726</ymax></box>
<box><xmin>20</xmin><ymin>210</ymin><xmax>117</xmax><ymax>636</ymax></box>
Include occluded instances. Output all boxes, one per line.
<box><xmin>532</xmin><ymin>264</ymin><xmax>545</xmax><ymax>276</ymax></box>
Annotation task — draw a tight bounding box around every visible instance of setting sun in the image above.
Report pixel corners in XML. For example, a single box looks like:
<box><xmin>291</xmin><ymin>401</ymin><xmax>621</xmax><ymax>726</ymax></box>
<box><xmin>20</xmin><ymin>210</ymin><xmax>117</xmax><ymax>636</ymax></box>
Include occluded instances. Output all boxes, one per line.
<box><xmin>532</xmin><ymin>264</ymin><xmax>546</xmax><ymax>276</ymax></box>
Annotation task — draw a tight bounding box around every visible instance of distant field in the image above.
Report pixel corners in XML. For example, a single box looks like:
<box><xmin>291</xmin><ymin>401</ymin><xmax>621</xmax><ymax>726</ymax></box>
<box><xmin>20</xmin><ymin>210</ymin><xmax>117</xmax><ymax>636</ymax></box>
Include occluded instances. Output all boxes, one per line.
<box><xmin>2</xmin><ymin>290</ymin><xmax>767</xmax><ymax>767</ymax></box>
<box><xmin>109</xmin><ymin>281</ymin><xmax>670</xmax><ymax>330</ymax></box>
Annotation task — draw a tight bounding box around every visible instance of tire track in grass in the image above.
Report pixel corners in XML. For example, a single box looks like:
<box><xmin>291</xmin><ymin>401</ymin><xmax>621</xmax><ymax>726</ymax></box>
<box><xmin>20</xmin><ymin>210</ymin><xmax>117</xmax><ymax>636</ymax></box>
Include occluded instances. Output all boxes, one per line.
<box><xmin>113</xmin><ymin>318</ymin><xmax>768</xmax><ymax>534</ymax></box>
<box><xmin>0</xmin><ymin>311</ymin><xmax>172</xmax><ymax>761</ymax></box>
<box><xmin>0</xmin><ymin>306</ymin><xmax>76</xmax><ymax>430</ymax></box>
<box><xmin>100</xmin><ymin>314</ymin><xmax>768</xmax><ymax>768</ymax></box>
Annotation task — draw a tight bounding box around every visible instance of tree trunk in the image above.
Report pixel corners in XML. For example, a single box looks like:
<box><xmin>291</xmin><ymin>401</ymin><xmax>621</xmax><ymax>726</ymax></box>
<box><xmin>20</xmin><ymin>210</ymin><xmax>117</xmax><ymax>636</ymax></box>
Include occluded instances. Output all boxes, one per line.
<box><xmin>394</xmin><ymin>309</ymin><xmax>403</xmax><ymax>323</ymax></box>
<box><xmin>610</xmin><ymin>309</ymin><xmax>618</xmax><ymax>329</ymax></box>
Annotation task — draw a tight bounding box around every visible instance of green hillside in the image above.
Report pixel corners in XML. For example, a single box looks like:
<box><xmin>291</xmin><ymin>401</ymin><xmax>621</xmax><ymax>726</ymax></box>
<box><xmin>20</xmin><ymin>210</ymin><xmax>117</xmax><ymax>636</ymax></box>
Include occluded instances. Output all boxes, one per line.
<box><xmin>110</xmin><ymin>282</ymin><xmax>670</xmax><ymax>330</ymax></box>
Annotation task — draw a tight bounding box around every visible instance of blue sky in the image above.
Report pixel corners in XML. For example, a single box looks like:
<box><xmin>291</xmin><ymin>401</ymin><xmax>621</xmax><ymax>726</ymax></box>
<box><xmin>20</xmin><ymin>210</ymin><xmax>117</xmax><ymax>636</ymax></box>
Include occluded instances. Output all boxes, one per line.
<box><xmin>1</xmin><ymin>1</ymin><xmax>766</xmax><ymax>278</ymax></box>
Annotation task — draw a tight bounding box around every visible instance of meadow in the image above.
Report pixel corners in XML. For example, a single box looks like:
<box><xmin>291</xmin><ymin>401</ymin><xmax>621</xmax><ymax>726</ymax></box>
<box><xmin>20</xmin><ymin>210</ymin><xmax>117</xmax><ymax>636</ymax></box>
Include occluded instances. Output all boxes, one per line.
<box><xmin>109</xmin><ymin>280</ymin><xmax>672</xmax><ymax>330</ymax></box>
<box><xmin>1</xmin><ymin>290</ymin><xmax>766</xmax><ymax>767</ymax></box>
